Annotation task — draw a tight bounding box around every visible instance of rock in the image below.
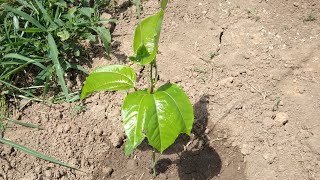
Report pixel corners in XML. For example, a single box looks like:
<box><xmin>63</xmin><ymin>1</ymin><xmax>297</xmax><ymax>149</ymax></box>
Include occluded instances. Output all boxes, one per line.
<box><xmin>93</xmin><ymin>127</ymin><xmax>104</xmax><ymax>136</ymax></box>
<box><xmin>274</xmin><ymin>112</ymin><xmax>289</xmax><ymax>127</ymax></box>
<box><xmin>44</xmin><ymin>170</ymin><xmax>52</xmax><ymax>178</ymax></box>
<box><xmin>126</xmin><ymin>159</ymin><xmax>137</xmax><ymax>170</ymax></box>
<box><xmin>293</xmin><ymin>2</ymin><xmax>299</xmax><ymax>7</ymax></box>
<box><xmin>219</xmin><ymin>77</ymin><xmax>234</xmax><ymax>87</ymax></box>
<box><xmin>306</xmin><ymin>135</ymin><xmax>320</xmax><ymax>155</ymax></box>
<box><xmin>109</xmin><ymin>132</ymin><xmax>124</xmax><ymax>148</ymax></box>
<box><xmin>102</xmin><ymin>167</ymin><xmax>113</xmax><ymax>178</ymax></box>
<box><xmin>64</xmin><ymin>124</ymin><xmax>71</xmax><ymax>133</ymax></box>
<box><xmin>241</xmin><ymin>144</ymin><xmax>254</xmax><ymax>155</ymax></box>
<box><xmin>115</xmin><ymin>0</ymin><xmax>130</xmax><ymax>8</ymax></box>
<box><xmin>20</xmin><ymin>172</ymin><xmax>37</xmax><ymax>180</ymax></box>
<box><xmin>263</xmin><ymin>117</ymin><xmax>274</xmax><ymax>129</ymax></box>
<box><xmin>262</xmin><ymin>151</ymin><xmax>276</xmax><ymax>164</ymax></box>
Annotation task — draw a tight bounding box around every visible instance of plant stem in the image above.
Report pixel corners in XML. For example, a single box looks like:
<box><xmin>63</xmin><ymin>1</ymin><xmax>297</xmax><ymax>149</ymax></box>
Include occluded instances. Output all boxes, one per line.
<box><xmin>149</xmin><ymin>62</ymin><xmax>154</xmax><ymax>93</ymax></box>
<box><xmin>153</xmin><ymin>59</ymin><xmax>159</xmax><ymax>86</ymax></box>
<box><xmin>152</xmin><ymin>148</ymin><xmax>157</xmax><ymax>177</ymax></box>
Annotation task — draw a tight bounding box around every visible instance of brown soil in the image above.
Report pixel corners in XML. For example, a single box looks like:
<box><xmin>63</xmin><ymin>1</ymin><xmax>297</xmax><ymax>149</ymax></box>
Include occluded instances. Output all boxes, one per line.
<box><xmin>1</xmin><ymin>0</ymin><xmax>320</xmax><ymax>180</ymax></box>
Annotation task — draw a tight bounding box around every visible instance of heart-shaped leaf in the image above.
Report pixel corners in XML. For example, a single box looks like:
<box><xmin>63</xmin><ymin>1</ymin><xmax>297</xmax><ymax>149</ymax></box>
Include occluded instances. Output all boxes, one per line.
<box><xmin>130</xmin><ymin>10</ymin><xmax>164</xmax><ymax>65</ymax></box>
<box><xmin>122</xmin><ymin>83</ymin><xmax>194</xmax><ymax>154</ymax></box>
<box><xmin>80</xmin><ymin>65</ymin><xmax>136</xmax><ymax>100</ymax></box>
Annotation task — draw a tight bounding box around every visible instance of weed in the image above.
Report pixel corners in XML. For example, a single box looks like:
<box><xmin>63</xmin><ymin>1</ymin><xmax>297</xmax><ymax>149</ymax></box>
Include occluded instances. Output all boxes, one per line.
<box><xmin>304</xmin><ymin>11</ymin><xmax>316</xmax><ymax>22</ymax></box>
<box><xmin>246</xmin><ymin>8</ymin><xmax>260</xmax><ymax>21</ymax></box>
<box><xmin>0</xmin><ymin>0</ymin><xmax>113</xmax><ymax>102</ymax></box>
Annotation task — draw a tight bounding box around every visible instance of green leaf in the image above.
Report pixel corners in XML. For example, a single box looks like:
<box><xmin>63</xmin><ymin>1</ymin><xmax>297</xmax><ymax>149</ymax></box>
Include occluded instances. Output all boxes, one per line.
<box><xmin>34</xmin><ymin>0</ymin><xmax>54</xmax><ymax>24</ymax></box>
<box><xmin>3</xmin><ymin>5</ymin><xmax>46</xmax><ymax>31</ymax></box>
<box><xmin>160</xmin><ymin>0</ymin><xmax>168</xmax><ymax>10</ymax></box>
<box><xmin>122</xmin><ymin>83</ymin><xmax>194</xmax><ymax>154</ymax></box>
<box><xmin>122</xmin><ymin>90</ymin><xmax>149</xmax><ymax>156</ymax></box>
<box><xmin>94</xmin><ymin>27</ymin><xmax>111</xmax><ymax>55</ymax></box>
<box><xmin>48</xmin><ymin>33</ymin><xmax>70</xmax><ymax>102</ymax></box>
<box><xmin>0</xmin><ymin>138</ymin><xmax>76</xmax><ymax>169</ymax></box>
<box><xmin>4</xmin><ymin>53</ymin><xmax>47</xmax><ymax>70</ymax></box>
<box><xmin>130</xmin><ymin>10</ymin><xmax>164</xmax><ymax>65</ymax></box>
<box><xmin>80</xmin><ymin>65</ymin><xmax>136</xmax><ymax>100</ymax></box>
<box><xmin>57</xmin><ymin>30</ymin><xmax>70</xmax><ymax>41</ymax></box>
<box><xmin>79</xmin><ymin>7</ymin><xmax>94</xmax><ymax>18</ymax></box>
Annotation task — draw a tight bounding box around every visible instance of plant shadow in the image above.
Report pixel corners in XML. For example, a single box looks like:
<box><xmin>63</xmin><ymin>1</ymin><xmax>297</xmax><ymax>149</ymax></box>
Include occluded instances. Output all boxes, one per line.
<box><xmin>156</xmin><ymin>95</ymin><xmax>222</xmax><ymax>179</ymax></box>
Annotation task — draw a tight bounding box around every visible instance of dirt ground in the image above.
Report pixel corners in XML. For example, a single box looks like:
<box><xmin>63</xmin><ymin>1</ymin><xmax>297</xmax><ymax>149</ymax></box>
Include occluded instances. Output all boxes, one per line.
<box><xmin>1</xmin><ymin>0</ymin><xmax>320</xmax><ymax>179</ymax></box>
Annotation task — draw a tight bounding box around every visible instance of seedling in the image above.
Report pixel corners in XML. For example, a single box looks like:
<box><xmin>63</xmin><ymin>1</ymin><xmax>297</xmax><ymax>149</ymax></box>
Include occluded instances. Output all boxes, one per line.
<box><xmin>304</xmin><ymin>11</ymin><xmax>316</xmax><ymax>22</ymax></box>
<box><xmin>80</xmin><ymin>0</ymin><xmax>194</xmax><ymax>176</ymax></box>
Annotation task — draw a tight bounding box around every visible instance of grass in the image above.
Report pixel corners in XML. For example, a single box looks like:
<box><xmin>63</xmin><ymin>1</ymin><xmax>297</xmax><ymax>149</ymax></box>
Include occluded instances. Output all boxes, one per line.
<box><xmin>0</xmin><ymin>0</ymin><xmax>113</xmax><ymax>103</ymax></box>
<box><xmin>304</xmin><ymin>11</ymin><xmax>316</xmax><ymax>22</ymax></box>
<box><xmin>0</xmin><ymin>0</ymin><xmax>114</xmax><ymax>170</ymax></box>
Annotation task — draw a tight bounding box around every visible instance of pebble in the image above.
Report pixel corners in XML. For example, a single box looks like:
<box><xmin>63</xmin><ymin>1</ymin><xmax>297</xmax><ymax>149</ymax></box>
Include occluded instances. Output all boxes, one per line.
<box><xmin>262</xmin><ymin>151</ymin><xmax>276</xmax><ymax>164</ymax></box>
<box><xmin>293</xmin><ymin>2</ymin><xmax>299</xmax><ymax>7</ymax></box>
<box><xmin>102</xmin><ymin>166</ymin><xmax>113</xmax><ymax>178</ymax></box>
<box><xmin>274</xmin><ymin>112</ymin><xmax>289</xmax><ymax>127</ymax></box>
<box><xmin>20</xmin><ymin>172</ymin><xmax>37</xmax><ymax>180</ymax></box>
<box><xmin>219</xmin><ymin>77</ymin><xmax>234</xmax><ymax>87</ymax></box>
<box><xmin>306</xmin><ymin>135</ymin><xmax>320</xmax><ymax>155</ymax></box>
<box><xmin>109</xmin><ymin>132</ymin><xmax>124</xmax><ymax>147</ymax></box>
<box><xmin>44</xmin><ymin>170</ymin><xmax>52</xmax><ymax>178</ymax></box>
<box><xmin>263</xmin><ymin>117</ymin><xmax>274</xmax><ymax>129</ymax></box>
<box><xmin>126</xmin><ymin>159</ymin><xmax>137</xmax><ymax>170</ymax></box>
<box><xmin>241</xmin><ymin>144</ymin><xmax>254</xmax><ymax>155</ymax></box>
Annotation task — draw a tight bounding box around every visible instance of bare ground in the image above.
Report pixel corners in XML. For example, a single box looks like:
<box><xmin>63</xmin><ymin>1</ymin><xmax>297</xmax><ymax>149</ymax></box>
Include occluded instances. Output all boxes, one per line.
<box><xmin>1</xmin><ymin>0</ymin><xmax>320</xmax><ymax>179</ymax></box>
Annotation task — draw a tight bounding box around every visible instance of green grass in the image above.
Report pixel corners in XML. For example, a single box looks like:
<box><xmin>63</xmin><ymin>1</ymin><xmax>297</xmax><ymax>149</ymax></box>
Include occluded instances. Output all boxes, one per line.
<box><xmin>0</xmin><ymin>0</ymin><xmax>113</xmax><ymax>103</ymax></box>
<box><xmin>304</xmin><ymin>11</ymin><xmax>316</xmax><ymax>22</ymax></box>
<box><xmin>0</xmin><ymin>0</ymin><xmax>113</xmax><ymax>171</ymax></box>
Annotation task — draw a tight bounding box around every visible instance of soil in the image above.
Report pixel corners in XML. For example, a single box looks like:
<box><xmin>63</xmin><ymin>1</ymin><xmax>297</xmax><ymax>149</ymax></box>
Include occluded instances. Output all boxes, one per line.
<box><xmin>1</xmin><ymin>0</ymin><xmax>320</xmax><ymax>180</ymax></box>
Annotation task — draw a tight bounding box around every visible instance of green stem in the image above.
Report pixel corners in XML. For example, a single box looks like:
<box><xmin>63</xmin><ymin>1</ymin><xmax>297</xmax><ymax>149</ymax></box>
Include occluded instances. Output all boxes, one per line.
<box><xmin>149</xmin><ymin>62</ymin><xmax>154</xmax><ymax>93</ymax></box>
<box><xmin>153</xmin><ymin>59</ymin><xmax>159</xmax><ymax>86</ymax></box>
<box><xmin>152</xmin><ymin>148</ymin><xmax>157</xmax><ymax>177</ymax></box>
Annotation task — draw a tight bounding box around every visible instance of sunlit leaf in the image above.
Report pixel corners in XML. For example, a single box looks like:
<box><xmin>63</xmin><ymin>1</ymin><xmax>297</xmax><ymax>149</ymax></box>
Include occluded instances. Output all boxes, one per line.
<box><xmin>122</xmin><ymin>83</ymin><xmax>194</xmax><ymax>154</ymax></box>
<box><xmin>130</xmin><ymin>10</ymin><xmax>164</xmax><ymax>65</ymax></box>
<box><xmin>80</xmin><ymin>65</ymin><xmax>136</xmax><ymax>100</ymax></box>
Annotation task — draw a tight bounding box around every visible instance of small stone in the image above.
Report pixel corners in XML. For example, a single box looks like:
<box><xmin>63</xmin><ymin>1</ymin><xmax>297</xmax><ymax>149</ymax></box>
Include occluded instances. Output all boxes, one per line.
<box><xmin>293</xmin><ymin>2</ymin><xmax>299</xmax><ymax>7</ymax></box>
<box><xmin>263</xmin><ymin>117</ymin><xmax>274</xmax><ymax>129</ymax></box>
<box><xmin>109</xmin><ymin>132</ymin><xmax>124</xmax><ymax>148</ymax></box>
<box><xmin>35</xmin><ymin>166</ymin><xmax>42</xmax><ymax>174</ymax></box>
<box><xmin>20</xmin><ymin>172</ymin><xmax>37</xmax><ymax>180</ymax></box>
<box><xmin>262</xmin><ymin>151</ymin><xmax>276</xmax><ymax>164</ymax></box>
<box><xmin>93</xmin><ymin>127</ymin><xmax>104</xmax><ymax>136</ymax></box>
<box><xmin>126</xmin><ymin>159</ymin><xmax>137</xmax><ymax>170</ymax></box>
<box><xmin>241</xmin><ymin>144</ymin><xmax>254</xmax><ymax>155</ymax></box>
<box><xmin>64</xmin><ymin>124</ymin><xmax>71</xmax><ymax>133</ymax></box>
<box><xmin>44</xmin><ymin>170</ymin><xmax>52</xmax><ymax>178</ymax></box>
<box><xmin>102</xmin><ymin>167</ymin><xmax>113</xmax><ymax>178</ymax></box>
<box><xmin>306</xmin><ymin>135</ymin><xmax>320</xmax><ymax>155</ymax></box>
<box><xmin>219</xmin><ymin>77</ymin><xmax>234</xmax><ymax>87</ymax></box>
<box><xmin>57</xmin><ymin>124</ymin><xmax>64</xmax><ymax>133</ymax></box>
<box><xmin>274</xmin><ymin>112</ymin><xmax>289</xmax><ymax>127</ymax></box>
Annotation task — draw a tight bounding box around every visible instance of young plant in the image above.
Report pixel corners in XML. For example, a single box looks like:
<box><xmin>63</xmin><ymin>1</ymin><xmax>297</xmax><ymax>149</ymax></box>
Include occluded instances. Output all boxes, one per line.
<box><xmin>80</xmin><ymin>0</ymin><xmax>194</xmax><ymax>176</ymax></box>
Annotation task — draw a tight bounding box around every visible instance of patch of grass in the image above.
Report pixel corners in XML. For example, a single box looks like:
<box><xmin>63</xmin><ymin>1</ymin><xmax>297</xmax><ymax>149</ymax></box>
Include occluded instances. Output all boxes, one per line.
<box><xmin>246</xmin><ymin>8</ymin><xmax>260</xmax><ymax>22</ymax></box>
<box><xmin>304</xmin><ymin>11</ymin><xmax>316</xmax><ymax>22</ymax></box>
<box><xmin>0</xmin><ymin>0</ymin><xmax>113</xmax><ymax>103</ymax></box>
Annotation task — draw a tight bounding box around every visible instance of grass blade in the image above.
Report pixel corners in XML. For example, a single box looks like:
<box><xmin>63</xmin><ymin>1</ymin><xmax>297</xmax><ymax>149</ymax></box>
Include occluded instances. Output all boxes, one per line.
<box><xmin>47</xmin><ymin>33</ymin><xmax>70</xmax><ymax>102</ymax></box>
<box><xmin>0</xmin><ymin>115</ymin><xmax>44</xmax><ymax>130</ymax></box>
<box><xmin>94</xmin><ymin>27</ymin><xmax>111</xmax><ymax>55</ymax></box>
<box><xmin>0</xmin><ymin>80</ymin><xmax>41</xmax><ymax>101</ymax></box>
<box><xmin>3</xmin><ymin>5</ymin><xmax>46</xmax><ymax>31</ymax></box>
<box><xmin>4</xmin><ymin>53</ymin><xmax>47</xmax><ymax>70</ymax></box>
<box><xmin>0</xmin><ymin>138</ymin><xmax>77</xmax><ymax>169</ymax></box>
<box><xmin>34</xmin><ymin>0</ymin><xmax>54</xmax><ymax>24</ymax></box>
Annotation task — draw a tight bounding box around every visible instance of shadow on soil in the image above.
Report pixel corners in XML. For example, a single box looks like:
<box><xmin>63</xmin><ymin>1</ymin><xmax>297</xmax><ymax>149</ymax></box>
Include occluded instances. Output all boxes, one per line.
<box><xmin>156</xmin><ymin>95</ymin><xmax>222</xmax><ymax>179</ymax></box>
